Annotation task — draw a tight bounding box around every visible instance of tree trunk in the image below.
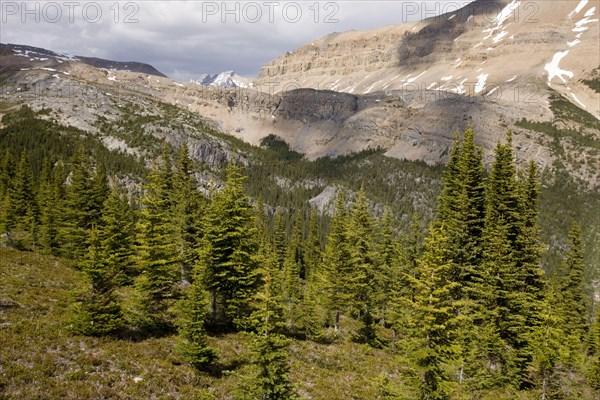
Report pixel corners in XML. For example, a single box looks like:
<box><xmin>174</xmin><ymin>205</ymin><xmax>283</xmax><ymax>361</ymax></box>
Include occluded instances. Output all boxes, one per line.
<box><xmin>541</xmin><ymin>367</ymin><xmax>547</xmax><ymax>400</ymax></box>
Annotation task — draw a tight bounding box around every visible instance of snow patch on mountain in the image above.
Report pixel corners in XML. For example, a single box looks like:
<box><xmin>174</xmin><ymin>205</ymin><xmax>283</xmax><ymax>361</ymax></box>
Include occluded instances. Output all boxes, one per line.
<box><xmin>545</xmin><ymin>51</ymin><xmax>574</xmax><ymax>83</ymax></box>
<box><xmin>569</xmin><ymin>0</ymin><xmax>588</xmax><ymax>17</ymax></box>
<box><xmin>475</xmin><ymin>73</ymin><xmax>489</xmax><ymax>94</ymax></box>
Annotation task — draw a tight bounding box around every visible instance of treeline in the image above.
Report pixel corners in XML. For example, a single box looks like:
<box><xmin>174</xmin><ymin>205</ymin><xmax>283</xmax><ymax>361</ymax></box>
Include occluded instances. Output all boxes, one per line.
<box><xmin>0</xmin><ymin>128</ymin><xmax>597</xmax><ymax>399</ymax></box>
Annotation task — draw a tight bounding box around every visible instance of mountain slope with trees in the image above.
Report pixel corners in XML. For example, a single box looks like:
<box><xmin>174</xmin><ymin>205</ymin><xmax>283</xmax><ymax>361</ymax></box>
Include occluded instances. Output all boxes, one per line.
<box><xmin>1</xmin><ymin>124</ymin><xmax>597</xmax><ymax>399</ymax></box>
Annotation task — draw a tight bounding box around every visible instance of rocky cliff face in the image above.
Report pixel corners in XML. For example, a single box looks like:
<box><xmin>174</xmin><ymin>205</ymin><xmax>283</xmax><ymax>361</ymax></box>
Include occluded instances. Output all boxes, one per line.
<box><xmin>257</xmin><ymin>0</ymin><xmax>599</xmax><ymax>118</ymax></box>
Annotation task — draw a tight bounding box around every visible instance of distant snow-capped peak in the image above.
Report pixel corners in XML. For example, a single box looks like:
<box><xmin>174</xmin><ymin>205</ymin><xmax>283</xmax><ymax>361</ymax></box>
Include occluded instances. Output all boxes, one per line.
<box><xmin>193</xmin><ymin>70</ymin><xmax>253</xmax><ymax>88</ymax></box>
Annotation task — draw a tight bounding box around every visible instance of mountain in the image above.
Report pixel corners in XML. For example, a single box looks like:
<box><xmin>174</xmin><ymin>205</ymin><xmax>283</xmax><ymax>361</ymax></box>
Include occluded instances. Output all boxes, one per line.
<box><xmin>193</xmin><ymin>70</ymin><xmax>254</xmax><ymax>88</ymax></box>
<box><xmin>257</xmin><ymin>0</ymin><xmax>599</xmax><ymax>116</ymax></box>
<box><xmin>0</xmin><ymin>43</ymin><xmax>167</xmax><ymax>77</ymax></box>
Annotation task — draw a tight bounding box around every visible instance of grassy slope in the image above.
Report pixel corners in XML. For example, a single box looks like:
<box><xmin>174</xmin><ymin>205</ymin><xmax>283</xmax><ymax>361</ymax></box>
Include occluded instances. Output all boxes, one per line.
<box><xmin>0</xmin><ymin>248</ymin><xmax>401</xmax><ymax>400</ymax></box>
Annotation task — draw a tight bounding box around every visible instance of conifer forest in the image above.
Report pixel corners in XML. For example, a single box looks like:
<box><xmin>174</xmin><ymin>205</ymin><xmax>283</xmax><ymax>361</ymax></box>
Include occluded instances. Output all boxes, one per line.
<box><xmin>1</xmin><ymin>116</ymin><xmax>598</xmax><ymax>399</ymax></box>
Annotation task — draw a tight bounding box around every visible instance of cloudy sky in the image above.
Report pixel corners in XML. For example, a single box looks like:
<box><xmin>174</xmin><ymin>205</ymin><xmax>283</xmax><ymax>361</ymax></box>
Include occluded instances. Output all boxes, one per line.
<box><xmin>1</xmin><ymin>1</ymin><xmax>476</xmax><ymax>81</ymax></box>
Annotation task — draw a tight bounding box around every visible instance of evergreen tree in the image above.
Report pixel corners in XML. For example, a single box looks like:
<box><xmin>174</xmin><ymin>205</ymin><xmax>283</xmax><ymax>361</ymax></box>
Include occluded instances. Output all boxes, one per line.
<box><xmin>373</xmin><ymin>209</ymin><xmax>398</xmax><ymax>328</ymax></box>
<box><xmin>174</xmin><ymin>142</ymin><xmax>204</xmax><ymax>282</ymax></box>
<box><xmin>62</xmin><ymin>148</ymin><xmax>96</xmax><ymax>259</ymax></box>
<box><xmin>90</xmin><ymin>162</ymin><xmax>110</xmax><ymax>227</ymax></box>
<box><xmin>0</xmin><ymin>190</ymin><xmax>16</xmax><ymax>245</ymax></box>
<box><xmin>130</xmin><ymin>151</ymin><xmax>179</xmax><ymax>332</ymax></box>
<box><xmin>407</xmin><ymin>226</ymin><xmax>461</xmax><ymax>400</ymax></box>
<box><xmin>477</xmin><ymin>132</ymin><xmax>545</xmax><ymax>387</ymax></box>
<box><xmin>558</xmin><ymin>221</ymin><xmax>588</xmax><ymax>341</ymax></box>
<box><xmin>346</xmin><ymin>187</ymin><xmax>379</xmax><ymax>345</ymax></box>
<box><xmin>199</xmin><ymin>164</ymin><xmax>261</xmax><ymax>330</ymax></box>
<box><xmin>241</xmin><ymin>273</ymin><xmax>297</xmax><ymax>400</ymax></box>
<box><xmin>176</xmin><ymin>277</ymin><xmax>218</xmax><ymax>371</ymax></box>
<box><xmin>10</xmin><ymin>152</ymin><xmax>38</xmax><ymax>249</ymax></box>
<box><xmin>0</xmin><ymin>150</ymin><xmax>15</xmax><ymax>245</ymax></box>
<box><xmin>272</xmin><ymin>211</ymin><xmax>288</xmax><ymax>270</ymax></box>
<box><xmin>514</xmin><ymin>161</ymin><xmax>546</xmax><ymax>328</ymax></box>
<box><xmin>322</xmin><ymin>189</ymin><xmax>352</xmax><ymax>331</ymax></box>
<box><xmin>0</xmin><ymin>149</ymin><xmax>14</xmax><ymax>198</ymax></box>
<box><xmin>70</xmin><ymin>226</ymin><xmax>123</xmax><ymax>336</ymax></box>
<box><xmin>38</xmin><ymin>158</ymin><xmax>64</xmax><ymax>255</ymax></box>
<box><xmin>435</xmin><ymin>127</ymin><xmax>486</xmax><ymax>301</ymax></box>
<box><xmin>100</xmin><ymin>187</ymin><xmax>135</xmax><ymax>284</ymax></box>
<box><xmin>304</xmin><ymin>208</ymin><xmax>322</xmax><ymax>281</ymax></box>
<box><xmin>529</xmin><ymin>285</ymin><xmax>566</xmax><ymax>400</ymax></box>
<box><xmin>281</xmin><ymin>212</ymin><xmax>322</xmax><ymax>338</ymax></box>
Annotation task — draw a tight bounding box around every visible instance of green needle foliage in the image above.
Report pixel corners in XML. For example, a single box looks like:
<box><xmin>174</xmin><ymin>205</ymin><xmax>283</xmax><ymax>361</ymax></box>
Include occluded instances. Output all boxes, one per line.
<box><xmin>199</xmin><ymin>164</ymin><xmax>262</xmax><ymax>330</ymax></box>
<box><xmin>70</xmin><ymin>226</ymin><xmax>123</xmax><ymax>336</ymax></box>
<box><xmin>130</xmin><ymin>147</ymin><xmax>179</xmax><ymax>333</ymax></box>
<box><xmin>176</xmin><ymin>280</ymin><xmax>218</xmax><ymax>371</ymax></box>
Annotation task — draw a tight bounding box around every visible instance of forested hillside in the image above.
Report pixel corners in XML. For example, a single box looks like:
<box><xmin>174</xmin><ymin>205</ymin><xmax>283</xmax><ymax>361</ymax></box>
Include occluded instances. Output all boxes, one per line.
<box><xmin>1</xmin><ymin>113</ymin><xmax>598</xmax><ymax>398</ymax></box>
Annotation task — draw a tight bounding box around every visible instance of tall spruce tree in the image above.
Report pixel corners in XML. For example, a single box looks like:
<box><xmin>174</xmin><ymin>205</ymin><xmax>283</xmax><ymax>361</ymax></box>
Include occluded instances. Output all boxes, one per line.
<box><xmin>478</xmin><ymin>132</ymin><xmax>544</xmax><ymax>387</ymax></box>
<box><xmin>100</xmin><ymin>187</ymin><xmax>135</xmax><ymax>285</ymax></box>
<box><xmin>62</xmin><ymin>148</ymin><xmax>96</xmax><ymax>259</ymax></box>
<box><xmin>241</xmin><ymin>273</ymin><xmax>298</xmax><ymax>400</ymax></box>
<box><xmin>322</xmin><ymin>189</ymin><xmax>352</xmax><ymax>331</ymax></box>
<box><xmin>529</xmin><ymin>284</ymin><xmax>566</xmax><ymax>400</ymax></box>
<box><xmin>70</xmin><ymin>226</ymin><xmax>123</xmax><ymax>336</ymax></box>
<box><xmin>38</xmin><ymin>158</ymin><xmax>63</xmax><ymax>254</ymax></box>
<box><xmin>559</xmin><ymin>222</ymin><xmax>588</xmax><ymax>341</ymax></box>
<box><xmin>174</xmin><ymin>142</ymin><xmax>204</xmax><ymax>282</ymax></box>
<box><xmin>10</xmin><ymin>152</ymin><xmax>38</xmax><ymax>249</ymax></box>
<box><xmin>407</xmin><ymin>226</ymin><xmax>461</xmax><ymax>400</ymax></box>
<box><xmin>130</xmin><ymin>149</ymin><xmax>179</xmax><ymax>332</ymax></box>
<box><xmin>436</xmin><ymin>127</ymin><xmax>486</xmax><ymax>299</ymax></box>
<box><xmin>176</xmin><ymin>274</ymin><xmax>218</xmax><ymax>371</ymax></box>
<box><xmin>199</xmin><ymin>164</ymin><xmax>261</xmax><ymax>330</ymax></box>
<box><xmin>346</xmin><ymin>187</ymin><xmax>379</xmax><ymax>345</ymax></box>
<box><xmin>373</xmin><ymin>209</ymin><xmax>399</xmax><ymax>328</ymax></box>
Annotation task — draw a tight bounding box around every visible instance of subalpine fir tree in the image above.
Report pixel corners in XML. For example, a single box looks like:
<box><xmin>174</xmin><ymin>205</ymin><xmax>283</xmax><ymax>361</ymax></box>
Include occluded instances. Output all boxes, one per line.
<box><xmin>436</xmin><ymin>127</ymin><xmax>486</xmax><ymax>301</ymax></box>
<box><xmin>322</xmin><ymin>189</ymin><xmax>352</xmax><ymax>331</ymax></box>
<box><xmin>272</xmin><ymin>211</ymin><xmax>288</xmax><ymax>270</ymax></box>
<box><xmin>38</xmin><ymin>158</ymin><xmax>60</xmax><ymax>254</ymax></box>
<box><xmin>176</xmin><ymin>275</ymin><xmax>217</xmax><ymax>371</ymax></box>
<box><xmin>559</xmin><ymin>221</ymin><xmax>588</xmax><ymax>341</ymax></box>
<box><xmin>130</xmin><ymin>149</ymin><xmax>179</xmax><ymax>332</ymax></box>
<box><xmin>388</xmin><ymin>218</ymin><xmax>423</xmax><ymax>351</ymax></box>
<box><xmin>280</xmin><ymin>213</ymin><xmax>322</xmax><ymax>339</ymax></box>
<box><xmin>199</xmin><ymin>164</ymin><xmax>261</xmax><ymax>330</ymax></box>
<box><xmin>282</xmin><ymin>214</ymin><xmax>303</xmax><ymax>328</ymax></box>
<box><xmin>529</xmin><ymin>284</ymin><xmax>565</xmax><ymax>400</ymax></box>
<box><xmin>0</xmin><ymin>149</ymin><xmax>14</xmax><ymax>198</ymax></box>
<box><xmin>99</xmin><ymin>187</ymin><xmax>135</xmax><ymax>285</ymax></box>
<box><xmin>304</xmin><ymin>208</ymin><xmax>322</xmax><ymax>281</ymax></box>
<box><xmin>90</xmin><ymin>162</ymin><xmax>110</xmax><ymax>227</ymax></box>
<box><xmin>407</xmin><ymin>226</ymin><xmax>461</xmax><ymax>400</ymax></box>
<box><xmin>346</xmin><ymin>187</ymin><xmax>379</xmax><ymax>345</ymax></box>
<box><xmin>241</xmin><ymin>273</ymin><xmax>298</xmax><ymax>400</ymax></box>
<box><xmin>70</xmin><ymin>226</ymin><xmax>123</xmax><ymax>336</ymax></box>
<box><xmin>373</xmin><ymin>209</ymin><xmax>398</xmax><ymax>328</ymax></box>
<box><xmin>478</xmin><ymin>132</ymin><xmax>544</xmax><ymax>387</ymax></box>
<box><xmin>62</xmin><ymin>148</ymin><xmax>96</xmax><ymax>259</ymax></box>
<box><xmin>10</xmin><ymin>152</ymin><xmax>38</xmax><ymax>249</ymax></box>
<box><xmin>174</xmin><ymin>142</ymin><xmax>204</xmax><ymax>282</ymax></box>
<box><xmin>0</xmin><ymin>191</ymin><xmax>15</xmax><ymax>243</ymax></box>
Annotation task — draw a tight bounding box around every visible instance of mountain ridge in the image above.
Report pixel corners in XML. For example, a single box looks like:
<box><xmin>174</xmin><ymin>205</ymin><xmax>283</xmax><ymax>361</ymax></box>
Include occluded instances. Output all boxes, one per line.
<box><xmin>0</xmin><ymin>43</ymin><xmax>167</xmax><ymax>77</ymax></box>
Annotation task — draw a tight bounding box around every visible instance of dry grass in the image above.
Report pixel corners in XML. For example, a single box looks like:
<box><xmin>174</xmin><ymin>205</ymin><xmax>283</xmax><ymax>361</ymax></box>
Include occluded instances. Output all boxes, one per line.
<box><xmin>0</xmin><ymin>248</ymin><xmax>403</xmax><ymax>400</ymax></box>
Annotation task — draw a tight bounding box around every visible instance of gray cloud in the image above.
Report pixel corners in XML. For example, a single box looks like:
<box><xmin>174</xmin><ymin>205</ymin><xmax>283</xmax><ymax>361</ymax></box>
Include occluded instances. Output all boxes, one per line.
<box><xmin>1</xmin><ymin>1</ymin><xmax>475</xmax><ymax>81</ymax></box>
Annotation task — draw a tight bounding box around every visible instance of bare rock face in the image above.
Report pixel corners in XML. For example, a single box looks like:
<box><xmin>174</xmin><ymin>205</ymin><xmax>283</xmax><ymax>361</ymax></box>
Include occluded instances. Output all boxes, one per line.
<box><xmin>257</xmin><ymin>0</ymin><xmax>599</xmax><ymax>118</ymax></box>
